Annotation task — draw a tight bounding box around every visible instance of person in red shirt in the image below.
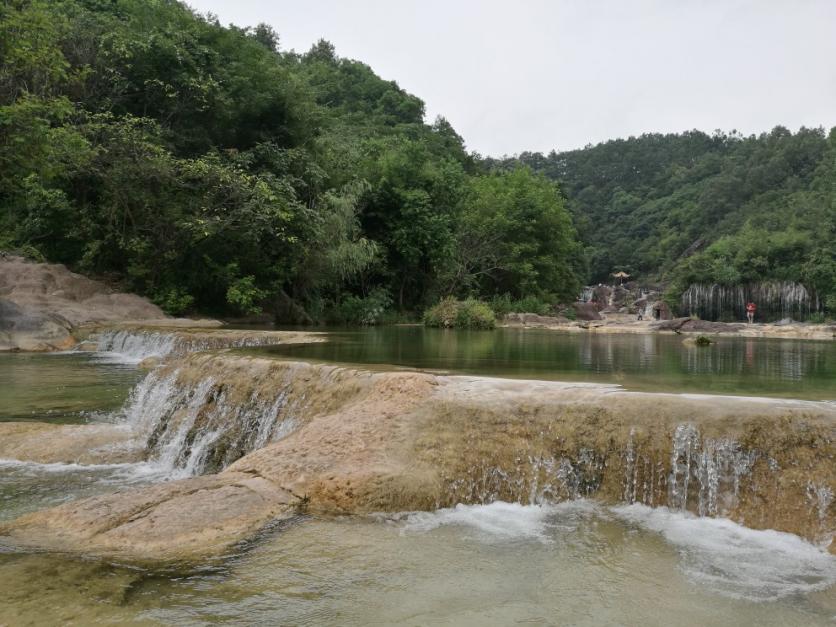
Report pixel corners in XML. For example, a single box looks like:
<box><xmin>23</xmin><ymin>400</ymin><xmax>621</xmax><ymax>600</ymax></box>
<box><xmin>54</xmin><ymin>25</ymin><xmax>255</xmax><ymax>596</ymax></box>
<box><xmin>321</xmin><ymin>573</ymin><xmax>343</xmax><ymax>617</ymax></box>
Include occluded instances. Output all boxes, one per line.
<box><xmin>745</xmin><ymin>302</ymin><xmax>756</xmax><ymax>324</ymax></box>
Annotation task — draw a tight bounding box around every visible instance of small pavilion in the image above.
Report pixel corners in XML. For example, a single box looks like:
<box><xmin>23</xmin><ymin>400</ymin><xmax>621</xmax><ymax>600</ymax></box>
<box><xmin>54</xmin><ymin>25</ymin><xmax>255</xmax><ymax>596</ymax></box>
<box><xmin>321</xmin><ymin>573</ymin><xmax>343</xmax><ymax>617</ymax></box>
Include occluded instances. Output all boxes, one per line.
<box><xmin>612</xmin><ymin>271</ymin><xmax>630</xmax><ymax>285</ymax></box>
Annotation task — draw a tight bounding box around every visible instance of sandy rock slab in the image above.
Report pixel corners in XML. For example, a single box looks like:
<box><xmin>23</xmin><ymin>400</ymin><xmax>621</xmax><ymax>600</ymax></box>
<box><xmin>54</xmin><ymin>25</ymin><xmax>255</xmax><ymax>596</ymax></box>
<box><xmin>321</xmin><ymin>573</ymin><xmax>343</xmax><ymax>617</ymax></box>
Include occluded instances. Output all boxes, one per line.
<box><xmin>0</xmin><ymin>422</ymin><xmax>144</xmax><ymax>465</ymax></box>
<box><xmin>1</xmin><ymin>473</ymin><xmax>299</xmax><ymax>563</ymax></box>
<box><xmin>0</xmin><ymin>298</ymin><xmax>76</xmax><ymax>351</ymax></box>
<box><xmin>1</xmin><ymin>358</ymin><xmax>834</xmax><ymax>563</ymax></box>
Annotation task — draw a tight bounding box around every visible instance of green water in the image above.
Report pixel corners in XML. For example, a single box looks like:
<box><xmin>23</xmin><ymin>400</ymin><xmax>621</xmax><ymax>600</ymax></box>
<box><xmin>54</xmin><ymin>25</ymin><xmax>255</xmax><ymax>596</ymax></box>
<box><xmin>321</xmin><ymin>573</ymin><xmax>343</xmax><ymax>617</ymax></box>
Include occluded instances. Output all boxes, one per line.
<box><xmin>0</xmin><ymin>504</ymin><xmax>834</xmax><ymax>625</ymax></box>
<box><xmin>0</xmin><ymin>352</ymin><xmax>142</xmax><ymax>423</ymax></box>
<box><xmin>260</xmin><ymin>326</ymin><xmax>836</xmax><ymax>400</ymax></box>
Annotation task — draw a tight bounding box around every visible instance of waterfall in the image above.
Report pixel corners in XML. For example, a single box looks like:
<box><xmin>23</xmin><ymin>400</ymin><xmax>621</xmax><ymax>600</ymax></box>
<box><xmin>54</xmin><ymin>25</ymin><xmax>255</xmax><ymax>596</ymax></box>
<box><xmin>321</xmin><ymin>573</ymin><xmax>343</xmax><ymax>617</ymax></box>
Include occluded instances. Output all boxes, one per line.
<box><xmin>440</xmin><ymin>416</ymin><xmax>826</xmax><ymax>540</ymax></box>
<box><xmin>94</xmin><ymin>328</ymin><xmax>295</xmax><ymax>362</ymax></box>
<box><xmin>117</xmin><ymin>366</ymin><xmax>304</xmax><ymax>476</ymax></box>
<box><xmin>681</xmin><ymin>282</ymin><xmax>820</xmax><ymax>321</ymax></box>
<box><xmin>667</xmin><ymin>424</ymin><xmax>758</xmax><ymax>517</ymax></box>
<box><xmin>96</xmin><ymin>329</ymin><xmax>176</xmax><ymax>362</ymax></box>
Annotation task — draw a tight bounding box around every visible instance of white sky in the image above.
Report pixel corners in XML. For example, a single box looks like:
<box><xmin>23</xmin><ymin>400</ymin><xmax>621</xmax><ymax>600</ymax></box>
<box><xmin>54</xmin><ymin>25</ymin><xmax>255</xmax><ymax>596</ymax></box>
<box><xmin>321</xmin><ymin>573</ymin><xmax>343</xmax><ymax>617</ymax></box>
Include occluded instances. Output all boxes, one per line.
<box><xmin>185</xmin><ymin>0</ymin><xmax>836</xmax><ymax>156</ymax></box>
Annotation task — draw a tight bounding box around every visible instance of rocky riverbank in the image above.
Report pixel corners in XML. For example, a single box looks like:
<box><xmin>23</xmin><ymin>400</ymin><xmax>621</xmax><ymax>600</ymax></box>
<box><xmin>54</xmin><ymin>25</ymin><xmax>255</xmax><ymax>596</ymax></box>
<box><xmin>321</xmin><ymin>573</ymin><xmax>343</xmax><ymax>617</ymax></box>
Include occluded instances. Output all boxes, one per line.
<box><xmin>0</xmin><ymin>255</ymin><xmax>220</xmax><ymax>351</ymax></box>
<box><xmin>1</xmin><ymin>352</ymin><xmax>833</xmax><ymax>563</ymax></box>
<box><xmin>502</xmin><ymin>312</ymin><xmax>836</xmax><ymax>341</ymax></box>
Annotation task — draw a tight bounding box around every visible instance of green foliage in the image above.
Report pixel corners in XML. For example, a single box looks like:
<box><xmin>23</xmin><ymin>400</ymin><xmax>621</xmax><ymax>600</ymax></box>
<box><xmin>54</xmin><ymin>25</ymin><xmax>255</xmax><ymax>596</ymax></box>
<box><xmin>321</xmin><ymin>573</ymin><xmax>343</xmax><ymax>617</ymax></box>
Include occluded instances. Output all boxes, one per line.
<box><xmin>4</xmin><ymin>1</ymin><xmax>833</xmax><ymax>326</ymax></box>
<box><xmin>488</xmin><ymin>293</ymin><xmax>552</xmax><ymax>317</ymax></box>
<box><xmin>423</xmin><ymin>296</ymin><xmax>459</xmax><ymax>328</ymax></box>
<box><xmin>330</xmin><ymin>288</ymin><xmax>392</xmax><ymax>325</ymax></box>
<box><xmin>424</xmin><ymin>297</ymin><xmax>496</xmax><ymax>330</ymax></box>
<box><xmin>454</xmin><ymin>299</ymin><xmax>496</xmax><ymax>330</ymax></box>
<box><xmin>807</xmin><ymin>312</ymin><xmax>826</xmax><ymax>324</ymax></box>
<box><xmin>153</xmin><ymin>288</ymin><xmax>194</xmax><ymax>316</ymax></box>
<box><xmin>492</xmin><ymin>127</ymin><xmax>836</xmax><ymax>300</ymax></box>
<box><xmin>226</xmin><ymin>275</ymin><xmax>268</xmax><ymax>316</ymax></box>
<box><xmin>450</xmin><ymin>168</ymin><xmax>581</xmax><ymax>302</ymax></box>
<box><xmin>0</xmin><ymin>0</ymin><xmax>585</xmax><ymax>321</ymax></box>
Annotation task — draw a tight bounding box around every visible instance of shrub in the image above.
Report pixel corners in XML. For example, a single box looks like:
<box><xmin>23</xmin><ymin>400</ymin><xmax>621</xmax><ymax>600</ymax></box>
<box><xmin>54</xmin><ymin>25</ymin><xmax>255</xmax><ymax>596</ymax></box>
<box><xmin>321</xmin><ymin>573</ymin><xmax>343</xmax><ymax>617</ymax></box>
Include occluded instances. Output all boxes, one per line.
<box><xmin>455</xmin><ymin>299</ymin><xmax>496</xmax><ymax>329</ymax></box>
<box><xmin>808</xmin><ymin>312</ymin><xmax>826</xmax><ymax>324</ymax></box>
<box><xmin>153</xmin><ymin>288</ymin><xmax>194</xmax><ymax>316</ymax></box>
<box><xmin>488</xmin><ymin>293</ymin><xmax>514</xmax><ymax>317</ymax></box>
<box><xmin>331</xmin><ymin>288</ymin><xmax>392</xmax><ymax>325</ymax></box>
<box><xmin>514</xmin><ymin>295</ymin><xmax>552</xmax><ymax>315</ymax></box>
<box><xmin>424</xmin><ymin>297</ymin><xmax>496</xmax><ymax>329</ymax></box>
<box><xmin>423</xmin><ymin>296</ymin><xmax>460</xmax><ymax>328</ymax></box>
<box><xmin>226</xmin><ymin>275</ymin><xmax>268</xmax><ymax>315</ymax></box>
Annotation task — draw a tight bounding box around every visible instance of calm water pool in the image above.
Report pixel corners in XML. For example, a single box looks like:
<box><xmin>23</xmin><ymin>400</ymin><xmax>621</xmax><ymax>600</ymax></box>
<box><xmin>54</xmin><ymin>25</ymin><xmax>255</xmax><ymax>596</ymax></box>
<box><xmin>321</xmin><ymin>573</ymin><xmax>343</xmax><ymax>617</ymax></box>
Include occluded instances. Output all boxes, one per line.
<box><xmin>258</xmin><ymin>326</ymin><xmax>836</xmax><ymax>399</ymax></box>
<box><xmin>0</xmin><ymin>351</ymin><xmax>142</xmax><ymax>423</ymax></box>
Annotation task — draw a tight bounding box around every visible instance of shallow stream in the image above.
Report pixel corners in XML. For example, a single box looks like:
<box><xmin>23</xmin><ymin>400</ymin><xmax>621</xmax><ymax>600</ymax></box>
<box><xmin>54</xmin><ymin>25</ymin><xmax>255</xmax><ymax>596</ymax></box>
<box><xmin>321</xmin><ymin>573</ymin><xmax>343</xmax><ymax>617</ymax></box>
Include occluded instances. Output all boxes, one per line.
<box><xmin>0</xmin><ymin>329</ymin><xmax>834</xmax><ymax>624</ymax></box>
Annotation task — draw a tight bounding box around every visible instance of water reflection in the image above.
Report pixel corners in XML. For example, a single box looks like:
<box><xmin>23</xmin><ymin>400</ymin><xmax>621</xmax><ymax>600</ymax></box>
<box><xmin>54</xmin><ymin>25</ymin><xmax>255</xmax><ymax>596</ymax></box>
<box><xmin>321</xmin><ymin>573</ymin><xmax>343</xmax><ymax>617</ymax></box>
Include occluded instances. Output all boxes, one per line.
<box><xmin>261</xmin><ymin>327</ymin><xmax>836</xmax><ymax>399</ymax></box>
<box><xmin>0</xmin><ymin>352</ymin><xmax>142</xmax><ymax>423</ymax></box>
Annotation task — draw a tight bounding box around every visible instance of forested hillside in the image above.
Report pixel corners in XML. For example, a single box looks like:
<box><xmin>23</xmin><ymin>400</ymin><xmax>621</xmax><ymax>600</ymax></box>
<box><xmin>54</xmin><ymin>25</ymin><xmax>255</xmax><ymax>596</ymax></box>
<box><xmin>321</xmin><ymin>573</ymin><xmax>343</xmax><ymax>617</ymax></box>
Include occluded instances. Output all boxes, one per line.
<box><xmin>3</xmin><ymin>0</ymin><xmax>834</xmax><ymax>321</ymax></box>
<box><xmin>0</xmin><ymin>0</ymin><xmax>582</xmax><ymax>321</ymax></box>
<box><xmin>491</xmin><ymin>128</ymin><xmax>836</xmax><ymax>309</ymax></box>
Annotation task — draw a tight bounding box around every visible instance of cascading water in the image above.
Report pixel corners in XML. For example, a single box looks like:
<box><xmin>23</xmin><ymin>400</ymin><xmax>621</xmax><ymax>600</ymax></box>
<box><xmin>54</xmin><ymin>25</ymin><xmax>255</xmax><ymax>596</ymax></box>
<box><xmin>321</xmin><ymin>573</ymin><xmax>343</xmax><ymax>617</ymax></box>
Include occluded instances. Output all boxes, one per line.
<box><xmin>96</xmin><ymin>329</ymin><xmax>176</xmax><ymax>362</ymax></box>
<box><xmin>437</xmin><ymin>409</ymin><xmax>832</xmax><ymax>547</ymax></box>
<box><xmin>94</xmin><ymin>329</ymin><xmax>298</xmax><ymax>362</ymax></box>
<box><xmin>667</xmin><ymin>424</ymin><xmax>758</xmax><ymax>517</ymax></box>
<box><xmin>681</xmin><ymin>282</ymin><xmax>820</xmax><ymax>321</ymax></box>
<box><xmin>116</xmin><ymin>367</ymin><xmax>304</xmax><ymax>476</ymax></box>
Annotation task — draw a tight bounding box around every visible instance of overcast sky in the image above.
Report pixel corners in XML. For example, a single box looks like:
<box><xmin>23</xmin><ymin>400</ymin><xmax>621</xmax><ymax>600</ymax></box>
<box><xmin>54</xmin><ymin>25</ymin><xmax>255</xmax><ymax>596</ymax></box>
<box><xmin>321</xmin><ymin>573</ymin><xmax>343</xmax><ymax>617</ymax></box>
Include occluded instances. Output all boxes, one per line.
<box><xmin>185</xmin><ymin>0</ymin><xmax>836</xmax><ymax>156</ymax></box>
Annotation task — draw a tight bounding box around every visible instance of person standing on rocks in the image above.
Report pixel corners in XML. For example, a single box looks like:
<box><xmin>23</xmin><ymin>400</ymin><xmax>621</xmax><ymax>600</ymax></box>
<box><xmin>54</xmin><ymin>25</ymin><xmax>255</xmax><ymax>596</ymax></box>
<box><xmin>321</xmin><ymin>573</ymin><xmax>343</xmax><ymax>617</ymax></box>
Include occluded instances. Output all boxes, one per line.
<box><xmin>746</xmin><ymin>301</ymin><xmax>756</xmax><ymax>324</ymax></box>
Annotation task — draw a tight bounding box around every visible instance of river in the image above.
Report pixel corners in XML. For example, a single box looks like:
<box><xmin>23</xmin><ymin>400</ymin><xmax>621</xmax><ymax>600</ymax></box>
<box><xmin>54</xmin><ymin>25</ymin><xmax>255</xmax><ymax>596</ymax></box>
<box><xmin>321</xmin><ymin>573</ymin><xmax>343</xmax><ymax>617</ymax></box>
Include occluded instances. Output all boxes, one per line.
<box><xmin>0</xmin><ymin>328</ymin><xmax>833</xmax><ymax>624</ymax></box>
<box><xmin>259</xmin><ymin>326</ymin><xmax>836</xmax><ymax>399</ymax></box>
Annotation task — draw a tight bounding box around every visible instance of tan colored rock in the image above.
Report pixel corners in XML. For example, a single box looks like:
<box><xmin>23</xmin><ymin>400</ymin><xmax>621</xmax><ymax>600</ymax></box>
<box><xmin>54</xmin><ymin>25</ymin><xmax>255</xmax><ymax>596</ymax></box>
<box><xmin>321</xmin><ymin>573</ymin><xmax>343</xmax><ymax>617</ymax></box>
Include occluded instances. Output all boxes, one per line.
<box><xmin>4</xmin><ymin>473</ymin><xmax>298</xmax><ymax>563</ymax></box>
<box><xmin>0</xmin><ymin>256</ymin><xmax>164</xmax><ymax>325</ymax></box>
<box><xmin>1</xmin><ymin>355</ymin><xmax>833</xmax><ymax>563</ymax></box>
<box><xmin>0</xmin><ymin>256</ymin><xmax>167</xmax><ymax>351</ymax></box>
<box><xmin>0</xmin><ymin>422</ymin><xmax>143</xmax><ymax>465</ymax></box>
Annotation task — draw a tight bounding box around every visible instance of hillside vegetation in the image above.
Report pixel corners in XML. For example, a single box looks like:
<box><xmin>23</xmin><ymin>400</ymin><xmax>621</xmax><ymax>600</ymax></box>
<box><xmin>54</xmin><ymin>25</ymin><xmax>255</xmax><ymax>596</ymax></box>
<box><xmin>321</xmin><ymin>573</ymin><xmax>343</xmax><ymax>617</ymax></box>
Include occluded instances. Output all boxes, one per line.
<box><xmin>0</xmin><ymin>0</ymin><xmax>581</xmax><ymax>321</ymax></box>
<box><xmin>2</xmin><ymin>0</ymin><xmax>834</xmax><ymax>319</ymax></box>
<box><xmin>491</xmin><ymin>128</ymin><xmax>836</xmax><ymax>309</ymax></box>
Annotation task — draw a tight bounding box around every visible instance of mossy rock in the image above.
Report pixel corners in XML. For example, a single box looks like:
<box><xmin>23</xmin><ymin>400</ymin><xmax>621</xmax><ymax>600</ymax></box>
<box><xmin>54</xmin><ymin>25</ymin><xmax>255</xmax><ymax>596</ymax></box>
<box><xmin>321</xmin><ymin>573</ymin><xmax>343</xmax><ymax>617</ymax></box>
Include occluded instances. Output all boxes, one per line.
<box><xmin>683</xmin><ymin>335</ymin><xmax>713</xmax><ymax>347</ymax></box>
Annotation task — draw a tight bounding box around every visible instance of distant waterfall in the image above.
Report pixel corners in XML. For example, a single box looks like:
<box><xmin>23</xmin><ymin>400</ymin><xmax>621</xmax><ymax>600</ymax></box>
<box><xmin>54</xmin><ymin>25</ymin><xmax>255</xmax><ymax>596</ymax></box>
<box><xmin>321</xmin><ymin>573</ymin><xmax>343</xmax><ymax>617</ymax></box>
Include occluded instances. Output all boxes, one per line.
<box><xmin>681</xmin><ymin>282</ymin><xmax>820</xmax><ymax>321</ymax></box>
<box><xmin>95</xmin><ymin>329</ymin><xmax>292</xmax><ymax>362</ymax></box>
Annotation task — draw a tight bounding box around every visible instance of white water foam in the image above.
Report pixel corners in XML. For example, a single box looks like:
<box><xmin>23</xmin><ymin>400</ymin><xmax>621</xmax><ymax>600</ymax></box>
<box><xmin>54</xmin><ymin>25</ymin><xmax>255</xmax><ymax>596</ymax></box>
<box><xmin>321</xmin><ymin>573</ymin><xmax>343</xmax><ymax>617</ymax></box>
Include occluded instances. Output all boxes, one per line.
<box><xmin>611</xmin><ymin>503</ymin><xmax>836</xmax><ymax>600</ymax></box>
<box><xmin>0</xmin><ymin>458</ymin><xmax>171</xmax><ymax>481</ymax></box>
<box><xmin>91</xmin><ymin>329</ymin><xmax>176</xmax><ymax>364</ymax></box>
<box><xmin>401</xmin><ymin>500</ymin><xmax>597</xmax><ymax>543</ymax></box>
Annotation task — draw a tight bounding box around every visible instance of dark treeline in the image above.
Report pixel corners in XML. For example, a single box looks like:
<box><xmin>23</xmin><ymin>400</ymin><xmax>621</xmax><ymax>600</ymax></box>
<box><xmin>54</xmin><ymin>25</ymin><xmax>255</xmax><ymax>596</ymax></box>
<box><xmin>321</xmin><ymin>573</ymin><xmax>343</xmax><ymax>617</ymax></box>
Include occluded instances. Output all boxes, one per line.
<box><xmin>489</xmin><ymin>127</ymin><xmax>836</xmax><ymax>310</ymax></box>
<box><xmin>0</xmin><ymin>0</ymin><xmax>581</xmax><ymax>322</ymax></box>
<box><xmin>2</xmin><ymin>1</ymin><xmax>834</xmax><ymax>321</ymax></box>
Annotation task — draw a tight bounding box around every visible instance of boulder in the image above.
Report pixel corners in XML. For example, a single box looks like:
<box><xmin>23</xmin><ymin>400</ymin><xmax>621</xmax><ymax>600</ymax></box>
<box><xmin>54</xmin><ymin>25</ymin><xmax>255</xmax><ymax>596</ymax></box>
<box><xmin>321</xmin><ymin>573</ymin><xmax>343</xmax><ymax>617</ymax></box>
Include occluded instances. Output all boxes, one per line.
<box><xmin>0</xmin><ymin>299</ymin><xmax>74</xmax><ymax>351</ymax></box>
<box><xmin>0</xmin><ymin>256</ymin><xmax>165</xmax><ymax>351</ymax></box>
<box><xmin>573</xmin><ymin>302</ymin><xmax>602</xmax><ymax>321</ymax></box>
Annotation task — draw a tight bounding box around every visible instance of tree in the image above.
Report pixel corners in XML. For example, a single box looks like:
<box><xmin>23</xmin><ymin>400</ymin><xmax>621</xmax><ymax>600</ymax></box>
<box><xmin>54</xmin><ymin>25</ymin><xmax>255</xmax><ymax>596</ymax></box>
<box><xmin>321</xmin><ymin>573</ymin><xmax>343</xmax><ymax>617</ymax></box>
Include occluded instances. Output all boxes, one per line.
<box><xmin>456</xmin><ymin>168</ymin><xmax>581</xmax><ymax>301</ymax></box>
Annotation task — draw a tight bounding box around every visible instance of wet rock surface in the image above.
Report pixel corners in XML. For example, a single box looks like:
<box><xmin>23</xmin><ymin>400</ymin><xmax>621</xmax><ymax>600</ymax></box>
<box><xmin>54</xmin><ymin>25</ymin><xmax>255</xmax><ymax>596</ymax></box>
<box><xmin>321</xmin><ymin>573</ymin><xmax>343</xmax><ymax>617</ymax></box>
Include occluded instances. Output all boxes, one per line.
<box><xmin>2</xmin><ymin>354</ymin><xmax>833</xmax><ymax>563</ymax></box>
<box><xmin>0</xmin><ymin>422</ymin><xmax>142</xmax><ymax>464</ymax></box>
